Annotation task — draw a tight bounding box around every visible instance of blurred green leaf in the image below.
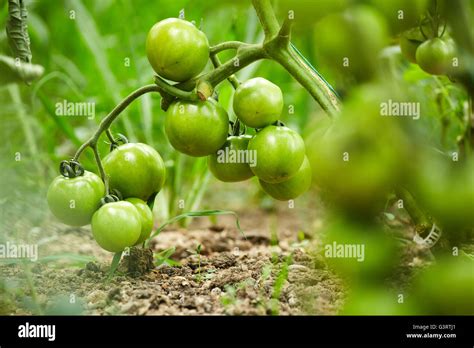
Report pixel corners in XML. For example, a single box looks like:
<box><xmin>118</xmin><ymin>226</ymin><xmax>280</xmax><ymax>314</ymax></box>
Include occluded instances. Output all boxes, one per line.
<box><xmin>0</xmin><ymin>54</ymin><xmax>43</xmax><ymax>84</ymax></box>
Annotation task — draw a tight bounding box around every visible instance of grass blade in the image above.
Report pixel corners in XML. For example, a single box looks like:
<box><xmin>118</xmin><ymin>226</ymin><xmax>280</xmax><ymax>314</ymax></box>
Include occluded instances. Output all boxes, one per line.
<box><xmin>148</xmin><ymin>209</ymin><xmax>245</xmax><ymax>242</ymax></box>
<box><xmin>107</xmin><ymin>251</ymin><xmax>122</xmax><ymax>279</ymax></box>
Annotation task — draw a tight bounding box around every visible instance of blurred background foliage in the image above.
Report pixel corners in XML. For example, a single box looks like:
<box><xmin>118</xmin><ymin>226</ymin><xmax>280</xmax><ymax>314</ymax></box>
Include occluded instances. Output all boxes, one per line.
<box><xmin>0</xmin><ymin>0</ymin><xmax>472</xmax><ymax>315</ymax></box>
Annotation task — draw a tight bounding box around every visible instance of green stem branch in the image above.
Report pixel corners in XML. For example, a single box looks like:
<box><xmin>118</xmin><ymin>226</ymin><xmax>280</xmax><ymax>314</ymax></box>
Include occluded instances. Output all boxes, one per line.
<box><xmin>92</xmin><ymin>144</ymin><xmax>108</xmax><ymax>193</ymax></box>
<box><xmin>251</xmin><ymin>0</ymin><xmax>280</xmax><ymax>40</ymax></box>
<box><xmin>73</xmin><ymin>84</ymin><xmax>161</xmax><ymax>161</ymax></box>
<box><xmin>177</xmin><ymin>44</ymin><xmax>267</xmax><ymax>93</ymax></box>
<box><xmin>269</xmin><ymin>46</ymin><xmax>340</xmax><ymax>116</ymax></box>
<box><xmin>210</xmin><ymin>41</ymin><xmax>246</xmax><ymax>54</ymax></box>
<box><xmin>210</xmin><ymin>53</ymin><xmax>240</xmax><ymax>89</ymax></box>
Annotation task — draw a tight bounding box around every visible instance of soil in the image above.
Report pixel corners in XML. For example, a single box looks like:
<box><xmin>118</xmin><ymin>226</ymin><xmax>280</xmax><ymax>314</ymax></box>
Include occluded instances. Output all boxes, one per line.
<box><xmin>0</xmin><ymin>201</ymin><xmax>447</xmax><ymax>316</ymax></box>
<box><xmin>0</xmin><ymin>206</ymin><xmax>347</xmax><ymax>315</ymax></box>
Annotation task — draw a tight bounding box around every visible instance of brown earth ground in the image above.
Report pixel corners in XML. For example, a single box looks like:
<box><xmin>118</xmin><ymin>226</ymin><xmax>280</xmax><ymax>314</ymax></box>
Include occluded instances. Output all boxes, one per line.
<box><xmin>0</xmin><ymin>185</ymin><xmax>442</xmax><ymax>316</ymax></box>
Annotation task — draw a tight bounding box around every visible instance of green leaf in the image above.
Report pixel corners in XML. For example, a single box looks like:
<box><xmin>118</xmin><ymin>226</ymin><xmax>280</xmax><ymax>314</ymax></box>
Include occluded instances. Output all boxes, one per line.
<box><xmin>6</xmin><ymin>0</ymin><xmax>31</xmax><ymax>62</ymax></box>
<box><xmin>0</xmin><ymin>54</ymin><xmax>44</xmax><ymax>85</ymax></box>
<box><xmin>154</xmin><ymin>247</ymin><xmax>180</xmax><ymax>267</ymax></box>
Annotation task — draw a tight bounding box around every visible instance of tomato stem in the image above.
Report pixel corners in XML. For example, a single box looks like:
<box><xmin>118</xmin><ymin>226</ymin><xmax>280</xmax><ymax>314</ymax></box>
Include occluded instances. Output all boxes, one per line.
<box><xmin>154</xmin><ymin>75</ymin><xmax>198</xmax><ymax>101</ymax></box>
<box><xmin>72</xmin><ymin>84</ymin><xmax>161</xmax><ymax>186</ymax></box>
<box><xmin>253</xmin><ymin>0</ymin><xmax>340</xmax><ymax>117</ymax></box>
<box><xmin>209</xmin><ymin>41</ymin><xmax>246</xmax><ymax>54</ymax></box>
<box><xmin>209</xmin><ymin>53</ymin><xmax>240</xmax><ymax>89</ymax></box>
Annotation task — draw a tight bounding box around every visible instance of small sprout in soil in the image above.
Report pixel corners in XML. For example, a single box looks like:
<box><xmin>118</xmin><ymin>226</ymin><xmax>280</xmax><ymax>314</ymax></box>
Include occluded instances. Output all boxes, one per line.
<box><xmin>155</xmin><ymin>247</ymin><xmax>180</xmax><ymax>267</ymax></box>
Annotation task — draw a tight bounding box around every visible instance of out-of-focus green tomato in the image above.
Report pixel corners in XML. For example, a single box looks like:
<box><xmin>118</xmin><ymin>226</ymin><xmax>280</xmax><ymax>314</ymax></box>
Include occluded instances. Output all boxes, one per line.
<box><xmin>313</xmin><ymin>5</ymin><xmax>389</xmax><ymax>82</ymax></box>
<box><xmin>307</xmin><ymin>84</ymin><xmax>410</xmax><ymax>218</ymax></box>
<box><xmin>409</xmin><ymin>258</ymin><xmax>474</xmax><ymax>315</ymax></box>
<box><xmin>277</xmin><ymin>0</ymin><xmax>349</xmax><ymax>32</ymax></box>
<box><xmin>412</xmin><ymin>153</ymin><xmax>474</xmax><ymax>234</ymax></box>
<box><xmin>342</xmin><ymin>286</ymin><xmax>410</xmax><ymax>315</ymax></box>
<box><xmin>369</xmin><ymin>0</ymin><xmax>429</xmax><ymax>34</ymax></box>
<box><xmin>399</xmin><ymin>27</ymin><xmax>426</xmax><ymax>63</ymax></box>
<box><xmin>416</xmin><ymin>38</ymin><xmax>453</xmax><ymax>75</ymax></box>
<box><xmin>321</xmin><ymin>218</ymin><xmax>401</xmax><ymax>283</ymax></box>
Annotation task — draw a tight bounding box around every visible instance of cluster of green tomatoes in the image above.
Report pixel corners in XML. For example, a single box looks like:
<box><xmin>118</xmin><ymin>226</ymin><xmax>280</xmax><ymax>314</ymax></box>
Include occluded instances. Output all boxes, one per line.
<box><xmin>148</xmin><ymin>18</ymin><xmax>311</xmax><ymax>200</ymax></box>
<box><xmin>399</xmin><ymin>23</ymin><xmax>457</xmax><ymax>75</ymax></box>
<box><xmin>47</xmin><ymin>143</ymin><xmax>166</xmax><ymax>252</ymax></box>
<box><xmin>47</xmin><ymin>18</ymin><xmax>311</xmax><ymax>253</ymax></box>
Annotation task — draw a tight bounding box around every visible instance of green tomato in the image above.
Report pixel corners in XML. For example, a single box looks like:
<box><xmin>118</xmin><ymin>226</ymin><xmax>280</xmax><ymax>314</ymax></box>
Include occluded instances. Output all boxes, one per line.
<box><xmin>146</xmin><ymin>18</ymin><xmax>209</xmax><ymax>82</ymax></box>
<box><xmin>47</xmin><ymin>171</ymin><xmax>105</xmax><ymax>226</ymax></box>
<box><xmin>165</xmin><ymin>98</ymin><xmax>229</xmax><ymax>157</ymax></box>
<box><xmin>259</xmin><ymin>156</ymin><xmax>311</xmax><ymax>200</ymax></box>
<box><xmin>412</xmin><ymin>153</ymin><xmax>474</xmax><ymax>234</ymax></box>
<box><xmin>410</xmin><ymin>258</ymin><xmax>474</xmax><ymax>315</ymax></box>
<box><xmin>416</xmin><ymin>38</ymin><xmax>452</xmax><ymax>75</ymax></box>
<box><xmin>208</xmin><ymin>135</ymin><xmax>254</xmax><ymax>182</ymax></box>
<box><xmin>323</xmin><ymin>218</ymin><xmax>401</xmax><ymax>283</ymax></box>
<box><xmin>248</xmin><ymin>125</ymin><xmax>305</xmax><ymax>184</ymax></box>
<box><xmin>313</xmin><ymin>5</ymin><xmax>388</xmax><ymax>81</ymax></box>
<box><xmin>342</xmin><ymin>286</ymin><xmax>410</xmax><ymax>315</ymax></box>
<box><xmin>399</xmin><ymin>27</ymin><xmax>426</xmax><ymax>63</ymax></box>
<box><xmin>369</xmin><ymin>0</ymin><xmax>428</xmax><ymax>34</ymax></box>
<box><xmin>307</xmin><ymin>83</ymin><xmax>410</xmax><ymax>218</ymax></box>
<box><xmin>103</xmin><ymin>143</ymin><xmax>166</xmax><ymax>201</ymax></box>
<box><xmin>125</xmin><ymin>198</ymin><xmax>154</xmax><ymax>245</ymax></box>
<box><xmin>91</xmin><ymin>201</ymin><xmax>141</xmax><ymax>253</ymax></box>
<box><xmin>233</xmin><ymin>78</ymin><xmax>283</xmax><ymax>128</ymax></box>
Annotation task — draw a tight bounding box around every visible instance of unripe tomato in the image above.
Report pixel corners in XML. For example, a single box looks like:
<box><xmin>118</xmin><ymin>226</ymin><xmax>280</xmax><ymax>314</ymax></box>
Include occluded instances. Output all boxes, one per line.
<box><xmin>103</xmin><ymin>143</ymin><xmax>166</xmax><ymax>201</ymax></box>
<box><xmin>208</xmin><ymin>135</ymin><xmax>254</xmax><ymax>182</ymax></box>
<box><xmin>146</xmin><ymin>18</ymin><xmax>209</xmax><ymax>82</ymax></box>
<box><xmin>416</xmin><ymin>38</ymin><xmax>452</xmax><ymax>75</ymax></box>
<box><xmin>369</xmin><ymin>0</ymin><xmax>428</xmax><ymax>34</ymax></box>
<box><xmin>307</xmin><ymin>83</ymin><xmax>410</xmax><ymax>218</ymax></box>
<box><xmin>125</xmin><ymin>198</ymin><xmax>154</xmax><ymax>245</ymax></box>
<box><xmin>47</xmin><ymin>171</ymin><xmax>105</xmax><ymax>226</ymax></box>
<box><xmin>233</xmin><ymin>78</ymin><xmax>283</xmax><ymax>128</ymax></box>
<box><xmin>259</xmin><ymin>156</ymin><xmax>311</xmax><ymax>200</ymax></box>
<box><xmin>313</xmin><ymin>5</ymin><xmax>388</xmax><ymax>81</ymax></box>
<box><xmin>409</xmin><ymin>258</ymin><xmax>474</xmax><ymax>315</ymax></box>
<box><xmin>412</xmin><ymin>153</ymin><xmax>474</xmax><ymax>233</ymax></box>
<box><xmin>323</xmin><ymin>218</ymin><xmax>401</xmax><ymax>284</ymax></box>
<box><xmin>248</xmin><ymin>125</ymin><xmax>305</xmax><ymax>184</ymax></box>
<box><xmin>165</xmin><ymin>99</ymin><xmax>229</xmax><ymax>157</ymax></box>
<box><xmin>91</xmin><ymin>201</ymin><xmax>141</xmax><ymax>253</ymax></box>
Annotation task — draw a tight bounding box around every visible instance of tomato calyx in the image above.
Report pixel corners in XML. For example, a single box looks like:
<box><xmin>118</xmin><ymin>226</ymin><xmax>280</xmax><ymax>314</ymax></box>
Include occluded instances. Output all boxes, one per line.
<box><xmin>109</xmin><ymin>133</ymin><xmax>129</xmax><ymax>152</ymax></box>
<box><xmin>100</xmin><ymin>193</ymin><xmax>121</xmax><ymax>206</ymax></box>
<box><xmin>255</xmin><ymin>120</ymin><xmax>285</xmax><ymax>133</ymax></box>
<box><xmin>59</xmin><ymin>160</ymin><xmax>84</xmax><ymax>178</ymax></box>
<box><xmin>229</xmin><ymin>119</ymin><xmax>246</xmax><ymax>136</ymax></box>
<box><xmin>272</xmin><ymin>120</ymin><xmax>285</xmax><ymax>127</ymax></box>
